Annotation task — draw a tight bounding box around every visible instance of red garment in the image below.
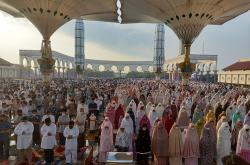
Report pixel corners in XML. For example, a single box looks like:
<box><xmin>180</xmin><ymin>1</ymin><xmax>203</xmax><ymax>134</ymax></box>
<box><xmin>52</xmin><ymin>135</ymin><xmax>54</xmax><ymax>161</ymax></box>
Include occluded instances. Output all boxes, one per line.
<box><xmin>162</xmin><ymin>109</ymin><xmax>174</xmax><ymax>133</ymax></box>
<box><xmin>85</xmin><ymin>148</ymin><xmax>94</xmax><ymax>165</ymax></box>
<box><xmin>106</xmin><ymin>106</ymin><xmax>115</xmax><ymax>127</ymax></box>
<box><xmin>170</xmin><ymin>104</ymin><xmax>178</xmax><ymax>121</ymax></box>
<box><xmin>114</xmin><ymin>105</ymin><xmax>124</xmax><ymax>129</ymax></box>
<box><xmin>139</xmin><ymin>114</ymin><xmax>151</xmax><ymax>131</ymax></box>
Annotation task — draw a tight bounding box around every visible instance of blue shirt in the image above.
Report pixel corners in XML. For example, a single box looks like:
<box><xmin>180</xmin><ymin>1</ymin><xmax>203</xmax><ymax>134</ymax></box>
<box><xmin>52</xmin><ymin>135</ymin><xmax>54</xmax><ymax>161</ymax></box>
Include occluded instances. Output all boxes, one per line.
<box><xmin>0</xmin><ymin>120</ymin><xmax>11</xmax><ymax>141</ymax></box>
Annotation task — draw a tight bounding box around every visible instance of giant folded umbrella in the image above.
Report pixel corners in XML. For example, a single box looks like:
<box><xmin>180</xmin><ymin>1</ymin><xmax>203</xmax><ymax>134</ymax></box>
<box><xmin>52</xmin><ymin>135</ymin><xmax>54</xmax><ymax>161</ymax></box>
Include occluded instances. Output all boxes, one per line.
<box><xmin>121</xmin><ymin>0</ymin><xmax>250</xmax><ymax>85</ymax></box>
<box><xmin>0</xmin><ymin>0</ymin><xmax>117</xmax><ymax>82</ymax></box>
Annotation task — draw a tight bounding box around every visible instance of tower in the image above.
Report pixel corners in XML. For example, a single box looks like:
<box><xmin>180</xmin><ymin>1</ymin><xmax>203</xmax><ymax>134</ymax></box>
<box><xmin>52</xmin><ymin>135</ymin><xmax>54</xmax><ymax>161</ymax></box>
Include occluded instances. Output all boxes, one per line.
<box><xmin>154</xmin><ymin>23</ymin><xmax>165</xmax><ymax>80</ymax></box>
<box><xmin>75</xmin><ymin>19</ymin><xmax>85</xmax><ymax>77</ymax></box>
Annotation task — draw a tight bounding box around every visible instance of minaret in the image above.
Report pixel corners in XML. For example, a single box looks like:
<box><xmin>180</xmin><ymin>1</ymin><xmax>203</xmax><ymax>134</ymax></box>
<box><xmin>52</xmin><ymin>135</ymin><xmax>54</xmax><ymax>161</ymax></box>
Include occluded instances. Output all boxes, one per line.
<box><xmin>75</xmin><ymin>19</ymin><xmax>85</xmax><ymax>78</ymax></box>
<box><xmin>154</xmin><ymin>23</ymin><xmax>165</xmax><ymax>80</ymax></box>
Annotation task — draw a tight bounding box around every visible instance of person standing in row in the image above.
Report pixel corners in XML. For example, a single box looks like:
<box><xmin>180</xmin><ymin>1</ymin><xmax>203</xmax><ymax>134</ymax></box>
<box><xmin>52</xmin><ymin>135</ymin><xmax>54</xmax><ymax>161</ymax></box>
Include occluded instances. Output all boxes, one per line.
<box><xmin>41</xmin><ymin>117</ymin><xmax>57</xmax><ymax>165</ymax></box>
<box><xmin>64</xmin><ymin>121</ymin><xmax>79</xmax><ymax>165</ymax></box>
<box><xmin>75</xmin><ymin>106</ymin><xmax>87</xmax><ymax>150</ymax></box>
<box><xmin>151</xmin><ymin>121</ymin><xmax>169</xmax><ymax>165</ymax></box>
<box><xmin>14</xmin><ymin>116</ymin><xmax>34</xmax><ymax>165</ymax></box>
<box><xmin>0</xmin><ymin>114</ymin><xmax>11</xmax><ymax>164</ymax></box>
<box><xmin>57</xmin><ymin>109</ymin><xmax>70</xmax><ymax>147</ymax></box>
<box><xmin>136</xmin><ymin>124</ymin><xmax>151</xmax><ymax>165</ymax></box>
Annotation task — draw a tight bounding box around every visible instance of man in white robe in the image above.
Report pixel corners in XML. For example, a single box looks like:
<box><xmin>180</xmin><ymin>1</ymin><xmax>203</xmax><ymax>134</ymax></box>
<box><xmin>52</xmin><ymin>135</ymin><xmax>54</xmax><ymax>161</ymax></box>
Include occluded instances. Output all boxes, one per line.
<box><xmin>41</xmin><ymin>117</ymin><xmax>57</xmax><ymax>164</ymax></box>
<box><xmin>42</xmin><ymin>110</ymin><xmax>55</xmax><ymax>123</ymax></box>
<box><xmin>14</xmin><ymin>116</ymin><xmax>34</xmax><ymax>165</ymax></box>
<box><xmin>75</xmin><ymin>107</ymin><xmax>87</xmax><ymax>149</ymax></box>
<box><xmin>64</xmin><ymin>121</ymin><xmax>79</xmax><ymax>164</ymax></box>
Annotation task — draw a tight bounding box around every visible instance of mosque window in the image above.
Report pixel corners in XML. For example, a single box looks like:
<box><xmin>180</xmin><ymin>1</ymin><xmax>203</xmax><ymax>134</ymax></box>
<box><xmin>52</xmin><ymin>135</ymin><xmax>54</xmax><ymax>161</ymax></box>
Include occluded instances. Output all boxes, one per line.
<box><xmin>60</xmin><ymin>13</ymin><xmax>63</xmax><ymax>16</ymax></box>
<box><xmin>33</xmin><ymin>8</ymin><xmax>37</xmax><ymax>12</ymax></box>
<box><xmin>176</xmin><ymin>15</ymin><xmax>179</xmax><ymax>20</ymax></box>
<box><xmin>182</xmin><ymin>14</ymin><xmax>186</xmax><ymax>18</ymax></box>
<box><xmin>189</xmin><ymin>13</ymin><xmax>192</xmax><ymax>18</ymax></box>
<box><xmin>47</xmin><ymin>10</ymin><xmax>51</xmax><ymax>13</ymax></box>
<box><xmin>201</xmin><ymin>13</ymin><xmax>205</xmax><ymax>18</ymax></box>
<box><xmin>195</xmin><ymin>13</ymin><xmax>199</xmax><ymax>17</ymax></box>
<box><xmin>166</xmin><ymin>20</ymin><xmax>171</xmax><ymax>24</ymax></box>
<box><xmin>54</xmin><ymin>11</ymin><xmax>58</xmax><ymax>16</ymax></box>
<box><xmin>64</xmin><ymin>15</ymin><xmax>68</xmax><ymax>19</ymax></box>
<box><xmin>206</xmin><ymin>14</ymin><xmax>209</xmax><ymax>17</ymax></box>
<box><xmin>170</xmin><ymin>17</ymin><xmax>174</xmax><ymax>21</ymax></box>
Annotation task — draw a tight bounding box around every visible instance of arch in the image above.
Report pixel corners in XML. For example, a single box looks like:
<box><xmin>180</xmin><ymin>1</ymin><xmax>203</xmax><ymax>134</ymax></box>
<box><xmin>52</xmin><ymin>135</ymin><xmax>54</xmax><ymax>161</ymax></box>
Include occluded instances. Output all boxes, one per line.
<box><xmin>61</xmin><ymin>61</ymin><xmax>66</xmax><ymax>68</ymax></box>
<box><xmin>111</xmin><ymin>65</ymin><xmax>118</xmax><ymax>72</ymax></box>
<box><xmin>66</xmin><ymin>62</ymin><xmax>70</xmax><ymax>68</ymax></box>
<box><xmin>60</xmin><ymin>60</ymin><xmax>63</xmax><ymax>67</ymax></box>
<box><xmin>23</xmin><ymin>57</ymin><xmax>28</xmax><ymax>67</ymax></box>
<box><xmin>141</xmin><ymin>66</ymin><xmax>148</xmax><ymax>72</ymax></box>
<box><xmin>99</xmin><ymin>65</ymin><xmax>105</xmax><ymax>72</ymax></box>
<box><xmin>136</xmin><ymin>66</ymin><xmax>143</xmax><ymax>72</ymax></box>
<box><xmin>55</xmin><ymin>59</ymin><xmax>59</xmax><ymax>67</ymax></box>
<box><xmin>69</xmin><ymin>62</ymin><xmax>73</xmax><ymax>69</ymax></box>
<box><xmin>196</xmin><ymin>64</ymin><xmax>200</xmax><ymax>72</ymax></box>
<box><xmin>148</xmin><ymin>66</ymin><xmax>154</xmax><ymax>73</ymax></box>
<box><xmin>30</xmin><ymin>60</ymin><xmax>35</xmax><ymax>70</ymax></box>
<box><xmin>87</xmin><ymin>64</ymin><xmax>93</xmax><ymax>70</ymax></box>
<box><xmin>123</xmin><ymin>66</ymin><xmax>130</xmax><ymax>73</ymax></box>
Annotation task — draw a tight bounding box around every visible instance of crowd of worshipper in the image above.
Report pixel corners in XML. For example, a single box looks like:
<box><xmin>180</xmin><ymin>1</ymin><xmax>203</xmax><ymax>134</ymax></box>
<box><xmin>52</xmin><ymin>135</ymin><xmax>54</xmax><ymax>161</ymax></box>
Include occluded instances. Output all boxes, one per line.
<box><xmin>0</xmin><ymin>80</ymin><xmax>250</xmax><ymax>165</ymax></box>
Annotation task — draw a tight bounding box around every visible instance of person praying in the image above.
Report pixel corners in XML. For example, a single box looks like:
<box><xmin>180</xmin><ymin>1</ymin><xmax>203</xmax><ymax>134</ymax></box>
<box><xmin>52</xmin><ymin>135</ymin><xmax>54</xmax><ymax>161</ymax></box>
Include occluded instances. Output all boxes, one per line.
<box><xmin>136</xmin><ymin>124</ymin><xmax>151</xmax><ymax>165</ymax></box>
<box><xmin>14</xmin><ymin>116</ymin><xmax>34</xmax><ymax>165</ymax></box>
<box><xmin>64</xmin><ymin>120</ymin><xmax>79</xmax><ymax>164</ymax></box>
<box><xmin>151</xmin><ymin>121</ymin><xmax>169</xmax><ymax>165</ymax></box>
<box><xmin>41</xmin><ymin>117</ymin><xmax>57</xmax><ymax>165</ymax></box>
<box><xmin>57</xmin><ymin>109</ymin><xmax>70</xmax><ymax>146</ymax></box>
<box><xmin>115</xmin><ymin>125</ymin><xmax>129</xmax><ymax>152</ymax></box>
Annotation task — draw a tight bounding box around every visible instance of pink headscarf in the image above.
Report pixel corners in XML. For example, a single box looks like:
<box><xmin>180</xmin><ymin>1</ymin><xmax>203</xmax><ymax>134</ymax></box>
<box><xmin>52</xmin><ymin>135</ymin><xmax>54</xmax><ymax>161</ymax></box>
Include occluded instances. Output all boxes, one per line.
<box><xmin>183</xmin><ymin>123</ymin><xmax>200</xmax><ymax>158</ymax></box>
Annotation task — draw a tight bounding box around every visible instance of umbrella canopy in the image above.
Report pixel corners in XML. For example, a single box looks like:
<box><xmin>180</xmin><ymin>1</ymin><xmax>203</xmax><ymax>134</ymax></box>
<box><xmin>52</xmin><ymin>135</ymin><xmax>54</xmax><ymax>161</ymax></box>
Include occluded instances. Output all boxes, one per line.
<box><xmin>0</xmin><ymin>0</ymin><xmax>117</xmax><ymax>40</ymax></box>
<box><xmin>122</xmin><ymin>0</ymin><xmax>250</xmax><ymax>44</ymax></box>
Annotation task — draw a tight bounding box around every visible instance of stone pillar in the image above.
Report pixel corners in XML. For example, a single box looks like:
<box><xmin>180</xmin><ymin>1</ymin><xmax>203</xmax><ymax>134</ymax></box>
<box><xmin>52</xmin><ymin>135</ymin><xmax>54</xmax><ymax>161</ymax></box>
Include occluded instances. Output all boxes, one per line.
<box><xmin>34</xmin><ymin>67</ymin><xmax>38</xmax><ymax>80</ymax></box>
<box><xmin>169</xmin><ymin>72</ymin><xmax>172</xmax><ymax>81</ymax></box>
<box><xmin>62</xmin><ymin>67</ymin><xmax>65</xmax><ymax>79</ymax></box>
<box><xmin>57</xmin><ymin>67</ymin><xmax>61</xmax><ymax>78</ymax></box>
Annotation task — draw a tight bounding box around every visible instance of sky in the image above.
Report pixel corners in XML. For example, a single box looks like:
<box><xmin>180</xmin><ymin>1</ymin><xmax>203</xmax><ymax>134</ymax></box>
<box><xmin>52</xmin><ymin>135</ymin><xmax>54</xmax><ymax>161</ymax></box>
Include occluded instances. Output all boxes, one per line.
<box><xmin>0</xmin><ymin>10</ymin><xmax>249</xmax><ymax>69</ymax></box>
